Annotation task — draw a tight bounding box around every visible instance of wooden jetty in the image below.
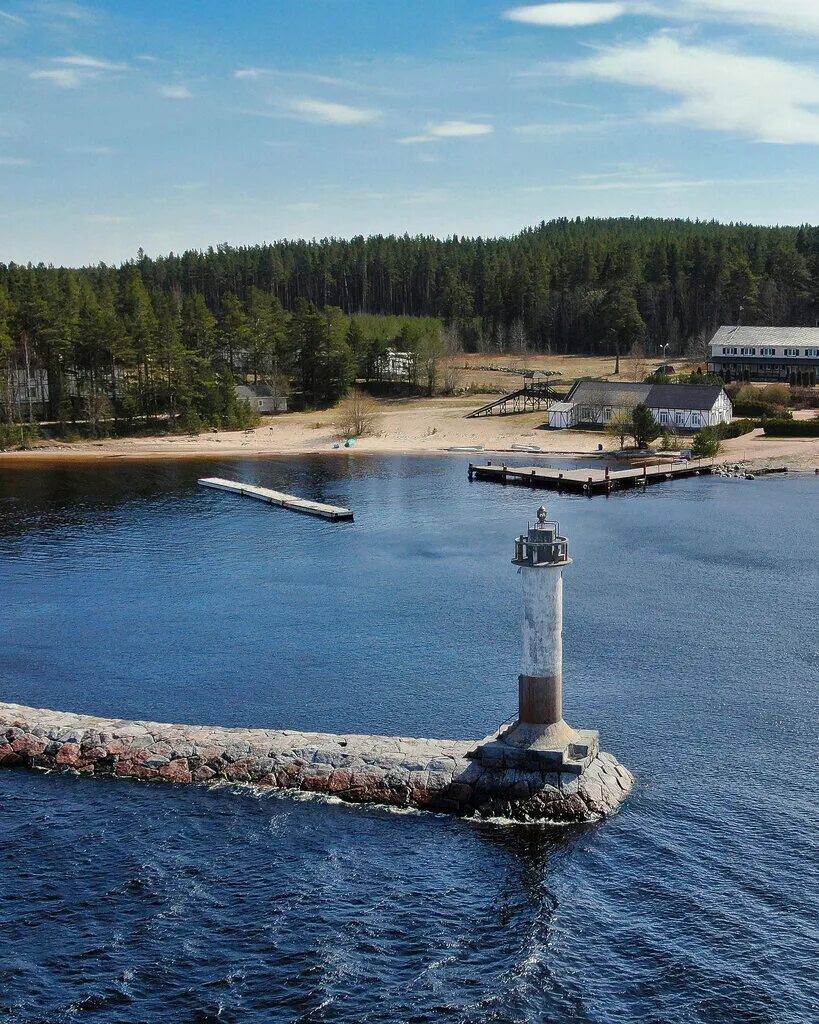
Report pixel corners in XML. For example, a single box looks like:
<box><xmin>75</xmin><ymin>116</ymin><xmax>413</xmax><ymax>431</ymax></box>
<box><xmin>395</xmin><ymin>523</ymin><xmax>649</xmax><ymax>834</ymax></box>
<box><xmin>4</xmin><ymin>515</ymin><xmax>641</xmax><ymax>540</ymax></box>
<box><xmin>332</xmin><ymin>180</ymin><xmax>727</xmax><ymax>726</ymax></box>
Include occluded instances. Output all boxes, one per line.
<box><xmin>467</xmin><ymin>459</ymin><xmax>716</xmax><ymax>495</ymax></box>
<box><xmin>198</xmin><ymin>478</ymin><xmax>354</xmax><ymax>521</ymax></box>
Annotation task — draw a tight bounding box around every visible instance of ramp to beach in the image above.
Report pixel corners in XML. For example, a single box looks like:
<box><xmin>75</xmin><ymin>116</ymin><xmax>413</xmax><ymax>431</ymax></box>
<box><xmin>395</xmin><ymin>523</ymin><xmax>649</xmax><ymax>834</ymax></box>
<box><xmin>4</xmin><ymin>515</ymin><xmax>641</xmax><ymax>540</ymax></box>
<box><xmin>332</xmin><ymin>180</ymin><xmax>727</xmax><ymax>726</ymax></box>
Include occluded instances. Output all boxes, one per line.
<box><xmin>466</xmin><ymin>380</ymin><xmax>562</xmax><ymax>418</ymax></box>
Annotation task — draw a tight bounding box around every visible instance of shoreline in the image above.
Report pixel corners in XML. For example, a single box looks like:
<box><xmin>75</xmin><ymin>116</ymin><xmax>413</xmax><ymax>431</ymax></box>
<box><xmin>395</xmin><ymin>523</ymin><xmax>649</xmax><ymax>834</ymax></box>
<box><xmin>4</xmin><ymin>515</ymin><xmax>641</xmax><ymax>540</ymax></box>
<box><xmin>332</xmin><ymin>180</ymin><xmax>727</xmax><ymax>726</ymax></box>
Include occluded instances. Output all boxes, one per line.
<box><xmin>0</xmin><ymin>398</ymin><xmax>816</xmax><ymax>473</ymax></box>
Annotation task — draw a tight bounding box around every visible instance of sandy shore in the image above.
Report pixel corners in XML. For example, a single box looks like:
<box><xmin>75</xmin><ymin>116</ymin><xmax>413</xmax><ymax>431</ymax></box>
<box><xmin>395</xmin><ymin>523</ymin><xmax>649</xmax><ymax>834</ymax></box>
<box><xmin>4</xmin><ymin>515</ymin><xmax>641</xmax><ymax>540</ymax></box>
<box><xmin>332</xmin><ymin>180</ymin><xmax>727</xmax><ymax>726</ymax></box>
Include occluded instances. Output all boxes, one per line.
<box><xmin>1</xmin><ymin>397</ymin><xmax>817</xmax><ymax>472</ymax></box>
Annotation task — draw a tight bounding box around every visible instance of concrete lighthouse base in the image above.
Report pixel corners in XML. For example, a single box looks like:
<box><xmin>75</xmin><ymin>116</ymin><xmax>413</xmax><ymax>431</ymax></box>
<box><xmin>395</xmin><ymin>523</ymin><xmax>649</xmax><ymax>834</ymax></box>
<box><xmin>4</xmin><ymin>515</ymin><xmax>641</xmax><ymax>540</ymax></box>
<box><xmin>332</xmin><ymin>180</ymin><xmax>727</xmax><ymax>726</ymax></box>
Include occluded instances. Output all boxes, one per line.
<box><xmin>466</xmin><ymin>719</ymin><xmax>633</xmax><ymax>820</ymax></box>
<box><xmin>0</xmin><ymin>702</ymin><xmax>633</xmax><ymax>825</ymax></box>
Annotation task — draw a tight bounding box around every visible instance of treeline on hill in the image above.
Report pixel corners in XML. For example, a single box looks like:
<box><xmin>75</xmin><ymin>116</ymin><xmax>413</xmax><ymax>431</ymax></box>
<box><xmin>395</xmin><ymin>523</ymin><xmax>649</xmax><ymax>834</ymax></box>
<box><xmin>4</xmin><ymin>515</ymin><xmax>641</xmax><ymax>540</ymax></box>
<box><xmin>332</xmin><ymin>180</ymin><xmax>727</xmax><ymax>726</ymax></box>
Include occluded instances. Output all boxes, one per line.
<box><xmin>2</xmin><ymin>217</ymin><xmax>819</xmax><ymax>435</ymax></box>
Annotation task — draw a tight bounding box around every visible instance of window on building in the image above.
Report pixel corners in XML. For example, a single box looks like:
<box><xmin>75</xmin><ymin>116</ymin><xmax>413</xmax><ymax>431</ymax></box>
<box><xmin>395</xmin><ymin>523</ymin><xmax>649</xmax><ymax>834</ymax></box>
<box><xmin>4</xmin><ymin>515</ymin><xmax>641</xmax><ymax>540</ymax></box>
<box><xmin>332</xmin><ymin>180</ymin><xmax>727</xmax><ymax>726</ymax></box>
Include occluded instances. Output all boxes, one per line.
<box><xmin>659</xmin><ymin>411</ymin><xmax>669</xmax><ymax>424</ymax></box>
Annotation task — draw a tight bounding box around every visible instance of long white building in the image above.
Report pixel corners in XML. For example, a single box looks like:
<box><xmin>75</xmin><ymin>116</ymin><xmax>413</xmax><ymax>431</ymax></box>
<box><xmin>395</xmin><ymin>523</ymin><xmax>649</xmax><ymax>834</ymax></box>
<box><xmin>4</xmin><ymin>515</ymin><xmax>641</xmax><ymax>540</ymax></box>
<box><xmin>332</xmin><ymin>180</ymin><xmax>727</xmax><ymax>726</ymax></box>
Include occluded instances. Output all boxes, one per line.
<box><xmin>547</xmin><ymin>380</ymin><xmax>732</xmax><ymax>432</ymax></box>
<box><xmin>707</xmin><ymin>326</ymin><xmax>819</xmax><ymax>385</ymax></box>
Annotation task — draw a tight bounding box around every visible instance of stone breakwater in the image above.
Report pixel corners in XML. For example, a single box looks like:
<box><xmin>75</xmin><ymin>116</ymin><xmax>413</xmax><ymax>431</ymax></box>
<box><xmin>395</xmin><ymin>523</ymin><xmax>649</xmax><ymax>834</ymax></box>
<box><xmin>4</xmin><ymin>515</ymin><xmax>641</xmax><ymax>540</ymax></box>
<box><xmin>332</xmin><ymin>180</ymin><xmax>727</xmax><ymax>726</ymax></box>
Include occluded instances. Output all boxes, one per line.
<box><xmin>0</xmin><ymin>702</ymin><xmax>633</xmax><ymax>823</ymax></box>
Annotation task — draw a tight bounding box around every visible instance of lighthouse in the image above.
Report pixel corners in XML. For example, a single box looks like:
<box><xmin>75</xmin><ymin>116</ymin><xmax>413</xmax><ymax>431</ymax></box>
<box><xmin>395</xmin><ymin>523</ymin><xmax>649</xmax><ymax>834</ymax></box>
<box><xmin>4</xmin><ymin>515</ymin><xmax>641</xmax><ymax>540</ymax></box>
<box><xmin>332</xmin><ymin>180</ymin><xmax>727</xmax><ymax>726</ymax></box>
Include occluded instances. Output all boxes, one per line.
<box><xmin>514</xmin><ymin>505</ymin><xmax>572</xmax><ymax>737</ymax></box>
<box><xmin>472</xmin><ymin>506</ymin><xmax>599</xmax><ymax>771</ymax></box>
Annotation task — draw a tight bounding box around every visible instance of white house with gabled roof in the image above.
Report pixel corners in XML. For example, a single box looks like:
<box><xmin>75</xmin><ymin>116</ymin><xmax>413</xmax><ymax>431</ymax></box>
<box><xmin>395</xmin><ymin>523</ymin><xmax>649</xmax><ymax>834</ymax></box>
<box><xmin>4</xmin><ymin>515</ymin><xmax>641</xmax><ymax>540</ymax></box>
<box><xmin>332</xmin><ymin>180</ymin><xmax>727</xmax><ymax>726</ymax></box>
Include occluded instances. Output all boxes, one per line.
<box><xmin>546</xmin><ymin>380</ymin><xmax>732</xmax><ymax>432</ymax></box>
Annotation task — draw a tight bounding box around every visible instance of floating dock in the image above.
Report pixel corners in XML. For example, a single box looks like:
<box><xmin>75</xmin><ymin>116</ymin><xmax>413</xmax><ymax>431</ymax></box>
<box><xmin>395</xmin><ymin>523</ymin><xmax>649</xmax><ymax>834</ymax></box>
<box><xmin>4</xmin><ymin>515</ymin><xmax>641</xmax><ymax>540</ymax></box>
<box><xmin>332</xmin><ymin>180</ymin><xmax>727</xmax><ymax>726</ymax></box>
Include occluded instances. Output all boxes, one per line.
<box><xmin>198</xmin><ymin>477</ymin><xmax>354</xmax><ymax>521</ymax></box>
<box><xmin>468</xmin><ymin>459</ymin><xmax>716</xmax><ymax>495</ymax></box>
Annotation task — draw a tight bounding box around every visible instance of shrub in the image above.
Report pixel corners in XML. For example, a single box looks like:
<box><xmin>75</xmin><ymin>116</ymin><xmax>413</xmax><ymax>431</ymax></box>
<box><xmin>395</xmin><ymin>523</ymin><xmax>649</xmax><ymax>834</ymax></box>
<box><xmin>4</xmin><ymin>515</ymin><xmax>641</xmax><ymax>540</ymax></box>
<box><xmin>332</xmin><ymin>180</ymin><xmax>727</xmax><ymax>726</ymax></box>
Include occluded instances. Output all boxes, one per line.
<box><xmin>675</xmin><ymin>371</ymin><xmax>725</xmax><ymax>387</ymax></box>
<box><xmin>334</xmin><ymin>390</ymin><xmax>381</xmax><ymax>438</ymax></box>
<box><xmin>659</xmin><ymin>430</ymin><xmax>683</xmax><ymax>451</ymax></box>
<box><xmin>178</xmin><ymin>408</ymin><xmax>204</xmax><ymax>435</ymax></box>
<box><xmin>0</xmin><ymin>421</ymin><xmax>41</xmax><ymax>450</ymax></box>
<box><xmin>631</xmin><ymin>403</ymin><xmax>660</xmax><ymax>448</ymax></box>
<box><xmin>691</xmin><ymin>428</ymin><xmax>722</xmax><ymax>458</ymax></box>
<box><xmin>760</xmin><ymin>384</ymin><xmax>791</xmax><ymax>406</ymax></box>
<box><xmin>735</xmin><ymin>384</ymin><xmax>760</xmax><ymax>405</ymax></box>
<box><xmin>732</xmin><ymin>400</ymin><xmax>790</xmax><ymax>419</ymax></box>
<box><xmin>762</xmin><ymin>417</ymin><xmax>819</xmax><ymax>437</ymax></box>
<box><xmin>791</xmin><ymin>388</ymin><xmax>819</xmax><ymax>410</ymax></box>
<box><xmin>716</xmin><ymin>419</ymin><xmax>756</xmax><ymax>439</ymax></box>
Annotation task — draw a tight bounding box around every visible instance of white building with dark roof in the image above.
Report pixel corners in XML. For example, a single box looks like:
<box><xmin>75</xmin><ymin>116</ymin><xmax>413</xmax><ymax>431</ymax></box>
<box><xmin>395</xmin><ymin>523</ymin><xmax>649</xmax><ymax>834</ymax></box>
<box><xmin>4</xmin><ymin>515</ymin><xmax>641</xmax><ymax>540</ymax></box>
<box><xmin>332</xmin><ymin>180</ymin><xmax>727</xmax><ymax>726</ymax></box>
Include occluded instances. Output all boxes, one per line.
<box><xmin>707</xmin><ymin>326</ymin><xmax>819</xmax><ymax>385</ymax></box>
<box><xmin>547</xmin><ymin>380</ymin><xmax>732</xmax><ymax>432</ymax></box>
<box><xmin>234</xmin><ymin>383</ymin><xmax>287</xmax><ymax>414</ymax></box>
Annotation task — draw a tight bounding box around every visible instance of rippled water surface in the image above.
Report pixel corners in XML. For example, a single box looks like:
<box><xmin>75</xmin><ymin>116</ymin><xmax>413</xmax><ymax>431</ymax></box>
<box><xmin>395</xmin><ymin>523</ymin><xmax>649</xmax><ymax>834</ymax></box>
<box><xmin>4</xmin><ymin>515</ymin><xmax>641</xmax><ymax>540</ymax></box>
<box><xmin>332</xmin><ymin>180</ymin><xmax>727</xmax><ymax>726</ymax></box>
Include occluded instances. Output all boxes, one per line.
<box><xmin>0</xmin><ymin>454</ymin><xmax>817</xmax><ymax>1024</ymax></box>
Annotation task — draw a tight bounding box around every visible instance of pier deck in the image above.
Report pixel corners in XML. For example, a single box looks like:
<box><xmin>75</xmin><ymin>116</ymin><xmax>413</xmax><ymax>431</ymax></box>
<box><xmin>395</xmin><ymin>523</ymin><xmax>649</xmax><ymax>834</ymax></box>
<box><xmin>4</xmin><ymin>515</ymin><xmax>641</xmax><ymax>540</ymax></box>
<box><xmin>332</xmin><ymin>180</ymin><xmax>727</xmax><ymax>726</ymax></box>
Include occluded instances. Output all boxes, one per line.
<box><xmin>199</xmin><ymin>477</ymin><xmax>354</xmax><ymax>521</ymax></box>
<box><xmin>468</xmin><ymin>459</ymin><xmax>715</xmax><ymax>495</ymax></box>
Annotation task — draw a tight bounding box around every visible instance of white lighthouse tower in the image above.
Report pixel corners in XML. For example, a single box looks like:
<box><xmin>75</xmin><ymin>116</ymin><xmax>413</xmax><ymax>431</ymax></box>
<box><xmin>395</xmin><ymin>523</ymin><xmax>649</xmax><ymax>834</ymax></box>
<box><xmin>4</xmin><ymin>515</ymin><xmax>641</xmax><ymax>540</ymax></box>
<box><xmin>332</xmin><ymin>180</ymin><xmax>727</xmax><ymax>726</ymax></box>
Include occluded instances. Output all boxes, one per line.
<box><xmin>473</xmin><ymin>506</ymin><xmax>599</xmax><ymax>770</ymax></box>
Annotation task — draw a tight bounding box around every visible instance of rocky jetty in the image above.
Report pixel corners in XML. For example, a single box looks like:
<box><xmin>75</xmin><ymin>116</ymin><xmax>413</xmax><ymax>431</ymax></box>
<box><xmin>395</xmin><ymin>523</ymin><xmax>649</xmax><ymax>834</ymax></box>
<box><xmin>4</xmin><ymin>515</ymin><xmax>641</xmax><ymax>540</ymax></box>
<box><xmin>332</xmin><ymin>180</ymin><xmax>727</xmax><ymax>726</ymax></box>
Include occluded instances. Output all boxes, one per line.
<box><xmin>0</xmin><ymin>702</ymin><xmax>633</xmax><ymax>823</ymax></box>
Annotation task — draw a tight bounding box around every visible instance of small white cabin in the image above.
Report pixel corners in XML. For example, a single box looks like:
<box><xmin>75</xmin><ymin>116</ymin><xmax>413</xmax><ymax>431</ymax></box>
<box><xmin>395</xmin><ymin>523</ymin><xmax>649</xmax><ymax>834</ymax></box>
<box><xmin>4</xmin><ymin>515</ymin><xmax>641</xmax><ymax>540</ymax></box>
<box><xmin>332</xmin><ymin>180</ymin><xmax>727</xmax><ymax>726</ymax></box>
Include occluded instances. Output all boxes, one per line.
<box><xmin>546</xmin><ymin>402</ymin><xmax>576</xmax><ymax>429</ymax></box>
<box><xmin>235</xmin><ymin>384</ymin><xmax>287</xmax><ymax>414</ymax></box>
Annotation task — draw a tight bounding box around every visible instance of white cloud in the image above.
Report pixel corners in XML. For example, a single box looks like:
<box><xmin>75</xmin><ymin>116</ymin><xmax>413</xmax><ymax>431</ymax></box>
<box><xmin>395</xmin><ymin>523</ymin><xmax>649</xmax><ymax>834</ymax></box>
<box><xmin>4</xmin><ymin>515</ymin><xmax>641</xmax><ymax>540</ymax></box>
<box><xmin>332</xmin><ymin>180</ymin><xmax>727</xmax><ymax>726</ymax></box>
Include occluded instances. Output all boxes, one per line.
<box><xmin>29</xmin><ymin>54</ymin><xmax>126</xmax><ymax>89</ymax></box>
<box><xmin>0</xmin><ymin>156</ymin><xmax>30</xmax><ymax>166</ymax></box>
<box><xmin>159</xmin><ymin>84</ymin><xmax>193</xmax><ymax>100</ymax></box>
<box><xmin>504</xmin><ymin>2</ymin><xmax>626</xmax><ymax>26</ymax></box>
<box><xmin>504</xmin><ymin>1</ymin><xmax>819</xmax><ymax>36</ymax></box>
<box><xmin>54</xmin><ymin>54</ymin><xmax>126</xmax><ymax>71</ymax></box>
<box><xmin>236</xmin><ymin>68</ymin><xmax>363</xmax><ymax>90</ymax></box>
<box><xmin>400</xmin><ymin>120</ymin><xmax>494</xmax><ymax>143</ymax></box>
<box><xmin>574</xmin><ymin>35</ymin><xmax>819</xmax><ymax>144</ymax></box>
<box><xmin>30</xmin><ymin>68</ymin><xmax>83</xmax><ymax>88</ymax></box>
<box><xmin>431</xmin><ymin>120</ymin><xmax>493</xmax><ymax>137</ymax></box>
<box><xmin>36</xmin><ymin>2</ymin><xmax>96</xmax><ymax>23</ymax></box>
<box><xmin>679</xmin><ymin>0</ymin><xmax>819</xmax><ymax>37</ymax></box>
<box><xmin>287</xmin><ymin>98</ymin><xmax>379</xmax><ymax>125</ymax></box>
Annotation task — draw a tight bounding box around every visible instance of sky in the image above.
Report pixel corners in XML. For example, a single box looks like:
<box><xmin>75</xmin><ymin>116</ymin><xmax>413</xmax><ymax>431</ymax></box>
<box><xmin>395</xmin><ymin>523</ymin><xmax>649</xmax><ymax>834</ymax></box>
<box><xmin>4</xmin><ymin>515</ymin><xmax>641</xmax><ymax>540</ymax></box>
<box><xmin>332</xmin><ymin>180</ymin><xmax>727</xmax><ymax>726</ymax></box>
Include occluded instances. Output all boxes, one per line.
<box><xmin>2</xmin><ymin>0</ymin><xmax>819</xmax><ymax>266</ymax></box>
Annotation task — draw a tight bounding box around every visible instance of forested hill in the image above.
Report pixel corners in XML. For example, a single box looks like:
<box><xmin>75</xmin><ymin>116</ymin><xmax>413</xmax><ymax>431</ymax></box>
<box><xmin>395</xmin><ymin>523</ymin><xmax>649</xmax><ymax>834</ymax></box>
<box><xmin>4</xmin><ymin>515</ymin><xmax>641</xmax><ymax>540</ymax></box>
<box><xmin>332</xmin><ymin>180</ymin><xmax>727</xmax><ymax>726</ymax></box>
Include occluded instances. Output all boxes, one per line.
<box><xmin>9</xmin><ymin>217</ymin><xmax>819</xmax><ymax>350</ymax></box>
<box><xmin>112</xmin><ymin>217</ymin><xmax>819</xmax><ymax>349</ymax></box>
<box><xmin>2</xmin><ymin>217</ymin><xmax>819</xmax><ymax>430</ymax></box>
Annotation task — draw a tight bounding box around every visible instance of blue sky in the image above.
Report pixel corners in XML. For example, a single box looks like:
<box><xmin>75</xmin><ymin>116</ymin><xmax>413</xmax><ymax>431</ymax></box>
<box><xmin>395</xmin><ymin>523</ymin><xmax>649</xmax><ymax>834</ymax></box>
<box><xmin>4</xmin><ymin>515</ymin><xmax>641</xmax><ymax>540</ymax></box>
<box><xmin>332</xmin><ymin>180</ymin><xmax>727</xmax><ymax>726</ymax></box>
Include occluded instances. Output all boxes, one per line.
<box><xmin>2</xmin><ymin>0</ymin><xmax>819</xmax><ymax>265</ymax></box>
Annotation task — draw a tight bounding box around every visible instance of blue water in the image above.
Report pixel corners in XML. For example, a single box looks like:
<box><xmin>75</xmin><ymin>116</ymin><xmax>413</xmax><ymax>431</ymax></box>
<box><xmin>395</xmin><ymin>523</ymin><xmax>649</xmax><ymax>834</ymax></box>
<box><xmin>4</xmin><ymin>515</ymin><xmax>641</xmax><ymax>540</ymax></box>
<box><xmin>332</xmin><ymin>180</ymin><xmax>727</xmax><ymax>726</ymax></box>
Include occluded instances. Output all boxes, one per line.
<box><xmin>0</xmin><ymin>455</ymin><xmax>817</xmax><ymax>1024</ymax></box>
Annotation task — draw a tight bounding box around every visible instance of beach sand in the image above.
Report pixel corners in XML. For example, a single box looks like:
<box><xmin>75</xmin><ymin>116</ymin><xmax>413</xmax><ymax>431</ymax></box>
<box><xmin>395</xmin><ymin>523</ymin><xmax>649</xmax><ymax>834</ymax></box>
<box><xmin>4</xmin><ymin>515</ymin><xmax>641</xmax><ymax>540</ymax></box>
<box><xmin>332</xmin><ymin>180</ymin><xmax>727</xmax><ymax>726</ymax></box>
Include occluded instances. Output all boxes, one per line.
<box><xmin>1</xmin><ymin>397</ymin><xmax>817</xmax><ymax>472</ymax></box>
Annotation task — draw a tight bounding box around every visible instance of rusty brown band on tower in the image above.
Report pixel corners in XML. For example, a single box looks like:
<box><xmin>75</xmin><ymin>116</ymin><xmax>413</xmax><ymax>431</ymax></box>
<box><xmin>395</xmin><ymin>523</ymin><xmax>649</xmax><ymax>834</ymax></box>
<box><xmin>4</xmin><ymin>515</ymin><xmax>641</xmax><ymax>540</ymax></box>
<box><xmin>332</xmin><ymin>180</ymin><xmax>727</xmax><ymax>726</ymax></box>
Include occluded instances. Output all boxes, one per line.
<box><xmin>518</xmin><ymin>673</ymin><xmax>562</xmax><ymax>726</ymax></box>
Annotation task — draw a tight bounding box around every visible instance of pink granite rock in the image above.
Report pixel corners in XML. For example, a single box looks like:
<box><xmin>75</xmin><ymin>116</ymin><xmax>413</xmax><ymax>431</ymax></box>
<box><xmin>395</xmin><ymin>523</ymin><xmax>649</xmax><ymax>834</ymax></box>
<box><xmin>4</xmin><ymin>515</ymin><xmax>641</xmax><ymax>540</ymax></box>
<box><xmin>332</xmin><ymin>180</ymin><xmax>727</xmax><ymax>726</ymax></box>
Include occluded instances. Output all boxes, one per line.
<box><xmin>159</xmin><ymin>759</ymin><xmax>192</xmax><ymax>783</ymax></box>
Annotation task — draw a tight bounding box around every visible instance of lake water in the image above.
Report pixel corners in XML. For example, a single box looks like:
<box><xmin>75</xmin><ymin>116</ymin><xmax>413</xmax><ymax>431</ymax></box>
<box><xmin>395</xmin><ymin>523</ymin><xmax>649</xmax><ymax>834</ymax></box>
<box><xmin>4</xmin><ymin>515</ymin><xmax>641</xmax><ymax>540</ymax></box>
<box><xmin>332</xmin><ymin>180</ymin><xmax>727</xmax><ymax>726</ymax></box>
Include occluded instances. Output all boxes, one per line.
<box><xmin>0</xmin><ymin>455</ymin><xmax>816</xmax><ymax>1024</ymax></box>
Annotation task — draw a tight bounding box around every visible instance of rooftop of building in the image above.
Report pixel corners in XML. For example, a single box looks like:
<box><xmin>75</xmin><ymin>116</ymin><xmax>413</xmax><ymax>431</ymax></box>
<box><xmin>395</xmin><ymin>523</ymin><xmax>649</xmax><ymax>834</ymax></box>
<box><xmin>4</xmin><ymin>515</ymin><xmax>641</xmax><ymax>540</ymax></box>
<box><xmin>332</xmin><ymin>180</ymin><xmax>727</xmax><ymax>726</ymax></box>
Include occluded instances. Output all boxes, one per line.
<box><xmin>710</xmin><ymin>325</ymin><xmax>819</xmax><ymax>347</ymax></box>
<box><xmin>566</xmin><ymin>379</ymin><xmax>726</xmax><ymax>411</ymax></box>
<box><xmin>235</xmin><ymin>383</ymin><xmax>280</xmax><ymax>398</ymax></box>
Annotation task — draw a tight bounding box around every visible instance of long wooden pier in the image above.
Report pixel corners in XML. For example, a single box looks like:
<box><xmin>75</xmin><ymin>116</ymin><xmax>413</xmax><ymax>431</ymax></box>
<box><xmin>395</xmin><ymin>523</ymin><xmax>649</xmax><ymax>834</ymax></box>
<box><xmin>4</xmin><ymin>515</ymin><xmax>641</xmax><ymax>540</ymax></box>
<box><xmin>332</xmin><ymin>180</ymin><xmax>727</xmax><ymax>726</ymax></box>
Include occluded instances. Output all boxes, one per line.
<box><xmin>467</xmin><ymin>459</ymin><xmax>716</xmax><ymax>495</ymax></box>
<box><xmin>198</xmin><ymin>478</ymin><xmax>354</xmax><ymax>521</ymax></box>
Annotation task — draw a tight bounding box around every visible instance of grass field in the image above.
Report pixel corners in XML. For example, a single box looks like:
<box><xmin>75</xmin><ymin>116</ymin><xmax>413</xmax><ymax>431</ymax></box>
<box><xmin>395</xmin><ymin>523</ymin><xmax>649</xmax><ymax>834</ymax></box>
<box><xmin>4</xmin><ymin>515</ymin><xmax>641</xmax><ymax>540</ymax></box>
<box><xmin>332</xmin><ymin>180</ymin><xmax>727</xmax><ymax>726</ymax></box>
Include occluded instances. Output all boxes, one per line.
<box><xmin>441</xmin><ymin>353</ymin><xmax>698</xmax><ymax>394</ymax></box>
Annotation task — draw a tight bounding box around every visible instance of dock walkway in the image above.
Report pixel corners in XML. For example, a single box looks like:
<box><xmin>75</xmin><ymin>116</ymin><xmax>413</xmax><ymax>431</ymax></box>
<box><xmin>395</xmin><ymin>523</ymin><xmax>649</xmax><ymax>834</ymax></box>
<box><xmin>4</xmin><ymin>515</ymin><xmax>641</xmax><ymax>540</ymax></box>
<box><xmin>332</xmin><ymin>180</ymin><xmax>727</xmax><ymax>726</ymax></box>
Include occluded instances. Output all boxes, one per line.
<box><xmin>468</xmin><ymin>459</ymin><xmax>715</xmax><ymax>495</ymax></box>
<box><xmin>199</xmin><ymin>477</ymin><xmax>354</xmax><ymax>521</ymax></box>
